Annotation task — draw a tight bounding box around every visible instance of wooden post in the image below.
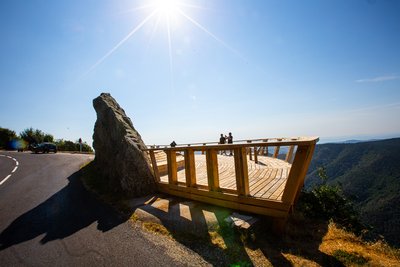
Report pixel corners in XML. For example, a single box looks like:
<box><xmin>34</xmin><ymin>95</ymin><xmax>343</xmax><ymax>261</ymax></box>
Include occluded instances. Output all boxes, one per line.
<box><xmin>166</xmin><ymin>150</ymin><xmax>178</xmax><ymax>185</ymax></box>
<box><xmin>206</xmin><ymin>149</ymin><xmax>219</xmax><ymax>191</ymax></box>
<box><xmin>201</xmin><ymin>143</ymin><xmax>206</xmax><ymax>155</ymax></box>
<box><xmin>273</xmin><ymin>146</ymin><xmax>280</xmax><ymax>158</ymax></box>
<box><xmin>281</xmin><ymin>144</ymin><xmax>316</xmax><ymax>205</ymax></box>
<box><xmin>247</xmin><ymin>141</ymin><xmax>252</xmax><ymax>160</ymax></box>
<box><xmin>149</xmin><ymin>150</ymin><xmax>160</xmax><ymax>182</ymax></box>
<box><xmin>234</xmin><ymin>147</ymin><xmax>249</xmax><ymax>196</ymax></box>
<box><xmin>285</xmin><ymin>145</ymin><xmax>295</xmax><ymax>163</ymax></box>
<box><xmin>254</xmin><ymin>146</ymin><xmax>258</xmax><ymax>163</ymax></box>
<box><xmin>184</xmin><ymin>149</ymin><xmax>196</xmax><ymax>187</ymax></box>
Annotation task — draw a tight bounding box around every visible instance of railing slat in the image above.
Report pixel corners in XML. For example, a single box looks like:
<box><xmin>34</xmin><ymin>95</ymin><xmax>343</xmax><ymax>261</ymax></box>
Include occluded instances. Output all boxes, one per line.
<box><xmin>285</xmin><ymin>145</ymin><xmax>295</xmax><ymax>163</ymax></box>
<box><xmin>184</xmin><ymin>149</ymin><xmax>196</xmax><ymax>187</ymax></box>
<box><xmin>234</xmin><ymin>147</ymin><xmax>249</xmax><ymax>196</ymax></box>
<box><xmin>166</xmin><ymin>150</ymin><xmax>178</xmax><ymax>185</ymax></box>
<box><xmin>206</xmin><ymin>149</ymin><xmax>219</xmax><ymax>191</ymax></box>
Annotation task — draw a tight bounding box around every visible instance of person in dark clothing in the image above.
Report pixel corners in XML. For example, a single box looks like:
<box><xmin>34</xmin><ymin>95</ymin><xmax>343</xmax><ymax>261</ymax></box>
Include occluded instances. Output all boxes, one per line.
<box><xmin>227</xmin><ymin>132</ymin><xmax>233</xmax><ymax>155</ymax></box>
<box><xmin>219</xmin><ymin>133</ymin><xmax>227</xmax><ymax>155</ymax></box>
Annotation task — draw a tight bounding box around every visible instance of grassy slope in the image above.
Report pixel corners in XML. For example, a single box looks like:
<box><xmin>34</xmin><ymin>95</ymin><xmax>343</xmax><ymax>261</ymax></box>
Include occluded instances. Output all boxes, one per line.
<box><xmin>305</xmin><ymin>138</ymin><xmax>400</xmax><ymax>247</ymax></box>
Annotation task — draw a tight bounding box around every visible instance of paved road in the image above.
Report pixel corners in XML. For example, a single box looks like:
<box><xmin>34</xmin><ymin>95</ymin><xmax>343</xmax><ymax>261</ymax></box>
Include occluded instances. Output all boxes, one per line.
<box><xmin>0</xmin><ymin>151</ymin><xmax>207</xmax><ymax>266</ymax></box>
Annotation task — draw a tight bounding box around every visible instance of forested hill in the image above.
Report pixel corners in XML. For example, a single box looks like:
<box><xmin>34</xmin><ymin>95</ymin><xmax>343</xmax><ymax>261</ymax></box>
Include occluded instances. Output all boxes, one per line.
<box><xmin>305</xmin><ymin>138</ymin><xmax>400</xmax><ymax>247</ymax></box>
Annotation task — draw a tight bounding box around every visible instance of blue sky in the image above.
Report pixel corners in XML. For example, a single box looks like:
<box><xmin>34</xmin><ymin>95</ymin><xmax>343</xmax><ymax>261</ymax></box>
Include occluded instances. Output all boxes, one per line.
<box><xmin>1</xmin><ymin>0</ymin><xmax>399</xmax><ymax>146</ymax></box>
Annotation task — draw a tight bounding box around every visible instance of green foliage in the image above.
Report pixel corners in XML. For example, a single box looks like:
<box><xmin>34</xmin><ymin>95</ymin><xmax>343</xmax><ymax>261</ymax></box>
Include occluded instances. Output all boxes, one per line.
<box><xmin>305</xmin><ymin>138</ymin><xmax>400</xmax><ymax>247</ymax></box>
<box><xmin>333</xmin><ymin>249</ymin><xmax>369</xmax><ymax>265</ymax></box>
<box><xmin>19</xmin><ymin>127</ymin><xmax>46</xmax><ymax>145</ymax></box>
<box><xmin>55</xmin><ymin>139</ymin><xmax>93</xmax><ymax>152</ymax></box>
<box><xmin>43</xmin><ymin>133</ymin><xmax>54</xmax><ymax>142</ymax></box>
<box><xmin>0</xmin><ymin>127</ymin><xmax>17</xmax><ymax>149</ymax></box>
<box><xmin>298</xmin><ymin>167</ymin><xmax>364</xmax><ymax>234</ymax></box>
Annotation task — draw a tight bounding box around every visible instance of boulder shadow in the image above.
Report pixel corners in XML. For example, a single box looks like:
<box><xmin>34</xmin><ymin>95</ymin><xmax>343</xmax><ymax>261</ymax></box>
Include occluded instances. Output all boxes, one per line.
<box><xmin>256</xmin><ymin>215</ymin><xmax>345</xmax><ymax>267</ymax></box>
<box><xmin>0</xmin><ymin>167</ymin><xmax>126</xmax><ymax>250</ymax></box>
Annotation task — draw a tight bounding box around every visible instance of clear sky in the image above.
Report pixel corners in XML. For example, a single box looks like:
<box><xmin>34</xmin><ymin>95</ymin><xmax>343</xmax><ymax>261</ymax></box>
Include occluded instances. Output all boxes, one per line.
<box><xmin>1</xmin><ymin>0</ymin><xmax>399</xmax><ymax>146</ymax></box>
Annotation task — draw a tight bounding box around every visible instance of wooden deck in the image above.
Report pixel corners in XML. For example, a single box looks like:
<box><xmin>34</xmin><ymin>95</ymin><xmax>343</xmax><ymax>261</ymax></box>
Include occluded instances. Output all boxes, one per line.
<box><xmin>159</xmin><ymin>154</ymin><xmax>291</xmax><ymax>201</ymax></box>
<box><xmin>146</xmin><ymin>137</ymin><xmax>319</xmax><ymax>223</ymax></box>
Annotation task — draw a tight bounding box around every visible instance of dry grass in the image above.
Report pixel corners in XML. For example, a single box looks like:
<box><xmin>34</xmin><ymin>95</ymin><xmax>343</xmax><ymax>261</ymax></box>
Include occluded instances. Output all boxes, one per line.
<box><xmin>320</xmin><ymin>222</ymin><xmax>400</xmax><ymax>266</ymax></box>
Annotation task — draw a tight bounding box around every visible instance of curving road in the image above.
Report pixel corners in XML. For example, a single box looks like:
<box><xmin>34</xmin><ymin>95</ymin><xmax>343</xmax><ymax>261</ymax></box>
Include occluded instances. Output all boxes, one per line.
<box><xmin>0</xmin><ymin>151</ymin><xmax>207</xmax><ymax>266</ymax></box>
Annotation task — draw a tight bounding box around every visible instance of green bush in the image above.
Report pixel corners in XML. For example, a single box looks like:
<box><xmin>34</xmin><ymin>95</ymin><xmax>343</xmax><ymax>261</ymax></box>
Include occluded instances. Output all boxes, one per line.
<box><xmin>0</xmin><ymin>127</ymin><xmax>17</xmax><ymax>149</ymax></box>
<box><xmin>55</xmin><ymin>139</ymin><xmax>93</xmax><ymax>152</ymax></box>
<box><xmin>298</xmin><ymin>167</ymin><xmax>364</xmax><ymax>234</ymax></box>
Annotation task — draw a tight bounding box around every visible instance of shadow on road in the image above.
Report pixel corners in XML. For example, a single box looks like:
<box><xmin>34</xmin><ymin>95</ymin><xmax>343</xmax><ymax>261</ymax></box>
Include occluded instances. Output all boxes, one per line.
<box><xmin>0</xmin><ymin>168</ymin><xmax>126</xmax><ymax>250</ymax></box>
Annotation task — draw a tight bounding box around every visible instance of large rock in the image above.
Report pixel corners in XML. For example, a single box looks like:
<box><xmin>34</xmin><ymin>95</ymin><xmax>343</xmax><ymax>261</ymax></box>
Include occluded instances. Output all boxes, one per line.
<box><xmin>92</xmin><ymin>93</ymin><xmax>156</xmax><ymax>197</ymax></box>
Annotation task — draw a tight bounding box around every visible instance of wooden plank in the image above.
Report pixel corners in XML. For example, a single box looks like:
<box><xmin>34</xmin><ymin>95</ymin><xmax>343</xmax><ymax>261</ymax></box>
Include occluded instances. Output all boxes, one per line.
<box><xmin>269</xmin><ymin>170</ymin><xmax>289</xmax><ymax>200</ymax></box>
<box><xmin>273</xmin><ymin>146</ymin><xmax>280</xmax><ymax>158</ymax></box>
<box><xmin>184</xmin><ymin>149</ymin><xmax>196</xmax><ymax>187</ymax></box>
<box><xmin>234</xmin><ymin>147</ymin><xmax>250</xmax><ymax>196</ymax></box>
<box><xmin>254</xmin><ymin>146</ymin><xmax>258</xmax><ymax>163</ymax></box>
<box><xmin>166</xmin><ymin>150</ymin><xmax>178</xmax><ymax>185</ymax></box>
<box><xmin>252</xmin><ymin>169</ymin><xmax>277</xmax><ymax>197</ymax></box>
<box><xmin>149</xmin><ymin>150</ymin><xmax>160</xmax><ymax>182</ymax></box>
<box><xmin>156</xmin><ymin>182</ymin><xmax>291</xmax><ymax>212</ymax></box>
<box><xmin>247</xmin><ymin>141</ymin><xmax>253</xmax><ymax>161</ymax></box>
<box><xmin>156</xmin><ymin>185</ymin><xmax>289</xmax><ymax>218</ymax></box>
<box><xmin>206</xmin><ymin>149</ymin><xmax>220</xmax><ymax>191</ymax></box>
<box><xmin>145</xmin><ymin>137</ymin><xmax>319</xmax><ymax>152</ymax></box>
<box><xmin>285</xmin><ymin>145</ymin><xmax>295</xmax><ymax>163</ymax></box>
<box><xmin>281</xmin><ymin>144</ymin><xmax>316</xmax><ymax>205</ymax></box>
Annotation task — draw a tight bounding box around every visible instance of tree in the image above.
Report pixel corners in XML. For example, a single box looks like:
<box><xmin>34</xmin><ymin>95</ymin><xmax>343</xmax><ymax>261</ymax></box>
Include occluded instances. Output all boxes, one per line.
<box><xmin>19</xmin><ymin>127</ymin><xmax>49</xmax><ymax>145</ymax></box>
<box><xmin>0</xmin><ymin>127</ymin><xmax>17</xmax><ymax>149</ymax></box>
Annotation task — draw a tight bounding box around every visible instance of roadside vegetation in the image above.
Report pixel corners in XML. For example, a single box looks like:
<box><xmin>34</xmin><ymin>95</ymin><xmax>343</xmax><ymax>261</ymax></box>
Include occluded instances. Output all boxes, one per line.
<box><xmin>80</xmin><ymin>162</ymin><xmax>400</xmax><ymax>266</ymax></box>
<box><xmin>0</xmin><ymin>126</ymin><xmax>92</xmax><ymax>152</ymax></box>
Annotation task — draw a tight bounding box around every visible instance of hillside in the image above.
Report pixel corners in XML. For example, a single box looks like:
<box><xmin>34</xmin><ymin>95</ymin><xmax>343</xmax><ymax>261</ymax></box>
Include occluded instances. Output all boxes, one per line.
<box><xmin>305</xmin><ymin>138</ymin><xmax>400</xmax><ymax>247</ymax></box>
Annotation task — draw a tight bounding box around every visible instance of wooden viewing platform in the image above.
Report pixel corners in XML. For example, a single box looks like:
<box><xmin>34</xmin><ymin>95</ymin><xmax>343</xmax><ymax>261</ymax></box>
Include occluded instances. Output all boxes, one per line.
<box><xmin>145</xmin><ymin>137</ymin><xmax>318</xmax><ymax>227</ymax></box>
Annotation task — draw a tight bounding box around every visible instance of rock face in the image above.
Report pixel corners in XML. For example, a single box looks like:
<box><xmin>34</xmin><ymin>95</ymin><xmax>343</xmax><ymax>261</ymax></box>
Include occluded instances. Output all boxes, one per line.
<box><xmin>92</xmin><ymin>93</ymin><xmax>156</xmax><ymax>197</ymax></box>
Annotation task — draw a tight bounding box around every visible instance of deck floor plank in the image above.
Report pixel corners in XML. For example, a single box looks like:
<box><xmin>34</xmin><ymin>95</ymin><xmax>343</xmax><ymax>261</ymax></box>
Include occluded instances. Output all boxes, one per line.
<box><xmin>159</xmin><ymin>154</ymin><xmax>292</xmax><ymax>201</ymax></box>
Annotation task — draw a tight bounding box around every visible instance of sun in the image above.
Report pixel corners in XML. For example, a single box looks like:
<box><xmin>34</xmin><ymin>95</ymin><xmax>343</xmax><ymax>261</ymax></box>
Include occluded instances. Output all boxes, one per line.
<box><xmin>154</xmin><ymin>0</ymin><xmax>180</xmax><ymax>18</ymax></box>
<box><xmin>86</xmin><ymin>0</ymin><xmax>243</xmax><ymax>81</ymax></box>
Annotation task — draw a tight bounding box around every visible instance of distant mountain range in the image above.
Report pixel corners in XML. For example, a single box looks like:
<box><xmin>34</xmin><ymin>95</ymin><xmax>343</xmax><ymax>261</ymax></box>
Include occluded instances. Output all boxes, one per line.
<box><xmin>305</xmin><ymin>138</ymin><xmax>400</xmax><ymax>247</ymax></box>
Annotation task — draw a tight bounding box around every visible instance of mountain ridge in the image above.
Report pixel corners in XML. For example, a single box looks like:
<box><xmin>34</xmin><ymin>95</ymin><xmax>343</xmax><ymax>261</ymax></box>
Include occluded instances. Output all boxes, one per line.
<box><xmin>305</xmin><ymin>138</ymin><xmax>400</xmax><ymax>247</ymax></box>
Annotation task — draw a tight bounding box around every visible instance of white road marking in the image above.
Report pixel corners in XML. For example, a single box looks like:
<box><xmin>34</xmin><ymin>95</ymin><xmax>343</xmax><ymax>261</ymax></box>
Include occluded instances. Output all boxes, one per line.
<box><xmin>0</xmin><ymin>175</ymin><xmax>12</xmax><ymax>185</ymax></box>
<box><xmin>0</xmin><ymin>154</ymin><xmax>19</xmax><ymax>186</ymax></box>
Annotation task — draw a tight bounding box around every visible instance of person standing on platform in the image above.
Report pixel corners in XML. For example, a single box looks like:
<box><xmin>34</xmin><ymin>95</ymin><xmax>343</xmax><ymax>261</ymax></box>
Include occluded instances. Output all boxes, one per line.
<box><xmin>227</xmin><ymin>132</ymin><xmax>233</xmax><ymax>156</ymax></box>
<box><xmin>219</xmin><ymin>133</ymin><xmax>227</xmax><ymax>155</ymax></box>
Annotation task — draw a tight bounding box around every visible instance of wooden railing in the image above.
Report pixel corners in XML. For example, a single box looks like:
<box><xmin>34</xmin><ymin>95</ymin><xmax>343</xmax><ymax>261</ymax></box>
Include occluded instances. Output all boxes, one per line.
<box><xmin>145</xmin><ymin>136</ymin><xmax>318</xmax><ymax>221</ymax></box>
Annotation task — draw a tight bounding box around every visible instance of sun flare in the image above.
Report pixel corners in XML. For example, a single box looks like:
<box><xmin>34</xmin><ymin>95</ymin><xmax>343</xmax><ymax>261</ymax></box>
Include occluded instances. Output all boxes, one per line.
<box><xmin>86</xmin><ymin>0</ymin><xmax>243</xmax><ymax>84</ymax></box>
<box><xmin>154</xmin><ymin>0</ymin><xmax>180</xmax><ymax>17</ymax></box>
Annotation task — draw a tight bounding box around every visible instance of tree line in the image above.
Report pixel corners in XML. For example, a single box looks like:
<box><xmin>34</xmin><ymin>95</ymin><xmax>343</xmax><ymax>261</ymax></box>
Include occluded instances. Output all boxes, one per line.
<box><xmin>0</xmin><ymin>126</ymin><xmax>93</xmax><ymax>152</ymax></box>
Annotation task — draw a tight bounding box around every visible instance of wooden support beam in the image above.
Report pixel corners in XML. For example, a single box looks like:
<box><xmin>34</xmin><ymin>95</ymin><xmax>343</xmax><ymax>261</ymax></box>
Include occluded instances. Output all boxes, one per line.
<box><xmin>201</xmin><ymin>143</ymin><xmax>206</xmax><ymax>155</ymax></box>
<box><xmin>149</xmin><ymin>150</ymin><xmax>160</xmax><ymax>182</ymax></box>
<box><xmin>234</xmin><ymin>147</ymin><xmax>250</xmax><ymax>196</ymax></box>
<box><xmin>273</xmin><ymin>146</ymin><xmax>280</xmax><ymax>158</ymax></box>
<box><xmin>184</xmin><ymin>149</ymin><xmax>196</xmax><ymax>187</ymax></box>
<box><xmin>206</xmin><ymin>149</ymin><xmax>220</xmax><ymax>191</ymax></box>
<box><xmin>166</xmin><ymin>150</ymin><xmax>178</xmax><ymax>185</ymax></box>
<box><xmin>285</xmin><ymin>145</ymin><xmax>295</xmax><ymax>163</ymax></box>
<box><xmin>254</xmin><ymin>146</ymin><xmax>258</xmax><ymax>163</ymax></box>
<box><xmin>247</xmin><ymin>141</ymin><xmax>252</xmax><ymax>160</ymax></box>
<box><xmin>281</xmin><ymin>144</ymin><xmax>316</xmax><ymax>205</ymax></box>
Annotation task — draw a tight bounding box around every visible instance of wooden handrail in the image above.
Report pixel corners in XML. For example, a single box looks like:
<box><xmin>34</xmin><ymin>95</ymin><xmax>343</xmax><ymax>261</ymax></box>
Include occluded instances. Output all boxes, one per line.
<box><xmin>148</xmin><ymin>136</ymin><xmax>319</xmax><ymax>220</ymax></box>
<box><xmin>145</xmin><ymin>137</ymin><xmax>318</xmax><ymax>151</ymax></box>
<box><xmin>145</xmin><ymin>137</ymin><xmax>315</xmax><ymax>149</ymax></box>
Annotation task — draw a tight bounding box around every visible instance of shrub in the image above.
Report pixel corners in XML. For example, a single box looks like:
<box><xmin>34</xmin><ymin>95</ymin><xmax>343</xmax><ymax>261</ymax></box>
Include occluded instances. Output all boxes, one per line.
<box><xmin>298</xmin><ymin>167</ymin><xmax>364</xmax><ymax>234</ymax></box>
